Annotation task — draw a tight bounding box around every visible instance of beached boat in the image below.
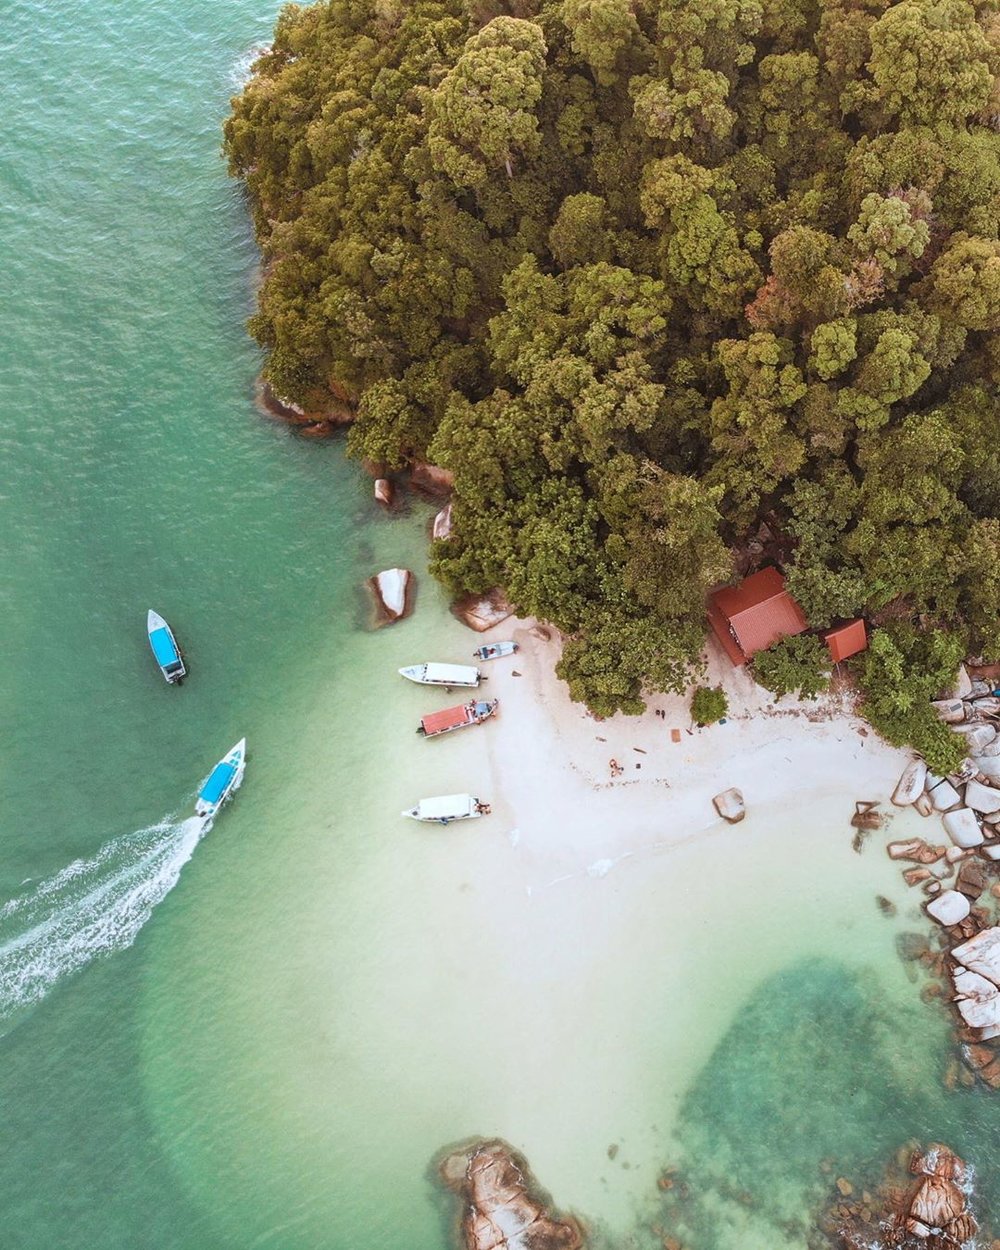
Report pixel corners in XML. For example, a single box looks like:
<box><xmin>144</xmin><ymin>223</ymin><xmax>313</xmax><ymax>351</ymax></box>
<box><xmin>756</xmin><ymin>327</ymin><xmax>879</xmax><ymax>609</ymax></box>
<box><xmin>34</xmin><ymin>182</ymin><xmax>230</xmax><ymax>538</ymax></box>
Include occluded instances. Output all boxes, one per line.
<box><xmin>399</xmin><ymin>662</ymin><xmax>481</xmax><ymax>688</ymax></box>
<box><xmin>147</xmin><ymin>609</ymin><xmax>186</xmax><ymax>683</ymax></box>
<box><xmin>417</xmin><ymin>699</ymin><xmax>499</xmax><ymax>738</ymax></box>
<box><xmin>401</xmin><ymin>794</ymin><xmax>491</xmax><ymax>824</ymax></box>
<box><xmin>473</xmin><ymin>641</ymin><xmax>518</xmax><ymax>662</ymax></box>
<box><xmin>195</xmin><ymin>738</ymin><xmax>246</xmax><ymax>818</ymax></box>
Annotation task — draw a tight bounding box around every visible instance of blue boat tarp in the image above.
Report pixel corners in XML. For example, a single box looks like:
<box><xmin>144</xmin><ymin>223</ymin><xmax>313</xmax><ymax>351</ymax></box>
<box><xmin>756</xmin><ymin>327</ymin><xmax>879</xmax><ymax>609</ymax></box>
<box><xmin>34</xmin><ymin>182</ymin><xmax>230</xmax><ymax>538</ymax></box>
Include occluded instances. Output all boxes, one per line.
<box><xmin>150</xmin><ymin>627</ymin><xmax>179</xmax><ymax>668</ymax></box>
<box><xmin>200</xmin><ymin>761</ymin><xmax>236</xmax><ymax>805</ymax></box>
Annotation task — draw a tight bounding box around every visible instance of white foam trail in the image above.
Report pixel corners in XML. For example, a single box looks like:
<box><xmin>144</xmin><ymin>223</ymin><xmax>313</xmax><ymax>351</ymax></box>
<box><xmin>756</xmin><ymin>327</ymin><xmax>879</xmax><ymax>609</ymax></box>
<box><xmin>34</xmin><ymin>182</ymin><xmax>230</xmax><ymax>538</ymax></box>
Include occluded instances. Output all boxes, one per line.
<box><xmin>0</xmin><ymin>813</ymin><xmax>209</xmax><ymax>1030</ymax></box>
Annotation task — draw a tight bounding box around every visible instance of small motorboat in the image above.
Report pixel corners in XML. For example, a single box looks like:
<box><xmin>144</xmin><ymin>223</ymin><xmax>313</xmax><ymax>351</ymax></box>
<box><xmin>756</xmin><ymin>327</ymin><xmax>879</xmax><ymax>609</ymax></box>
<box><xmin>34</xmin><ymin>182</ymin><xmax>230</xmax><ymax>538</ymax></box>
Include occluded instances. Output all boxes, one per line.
<box><xmin>417</xmin><ymin>699</ymin><xmax>499</xmax><ymax>738</ymax></box>
<box><xmin>399</xmin><ymin>662</ymin><xmax>481</xmax><ymax>688</ymax></box>
<box><xmin>402</xmin><ymin>794</ymin><xmax>491</xmax><ymax>824</ymax></box>
<box><xmin>147</xmin><ymin>610</ymin><xmax>186</xmax><ymax>683</ymax></box>
<box><xmin>473</xmin><ymin>641</ymin><xmax>518</xmax><ymax>662</ymax></box>
<box><xmin>195</xmin><ymin>739</ymin><xmax>246</xmax><ymax>818</ymax></box>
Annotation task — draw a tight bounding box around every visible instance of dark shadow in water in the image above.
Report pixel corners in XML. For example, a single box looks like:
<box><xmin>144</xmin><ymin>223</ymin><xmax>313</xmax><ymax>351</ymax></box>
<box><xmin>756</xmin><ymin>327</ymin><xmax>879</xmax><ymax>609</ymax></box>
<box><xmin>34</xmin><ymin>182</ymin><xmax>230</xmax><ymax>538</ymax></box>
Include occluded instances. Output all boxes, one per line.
<box><xmin>655</xmin><ymin>959</ymin><xmax>998</xmax><ymax>1249</ymax></box>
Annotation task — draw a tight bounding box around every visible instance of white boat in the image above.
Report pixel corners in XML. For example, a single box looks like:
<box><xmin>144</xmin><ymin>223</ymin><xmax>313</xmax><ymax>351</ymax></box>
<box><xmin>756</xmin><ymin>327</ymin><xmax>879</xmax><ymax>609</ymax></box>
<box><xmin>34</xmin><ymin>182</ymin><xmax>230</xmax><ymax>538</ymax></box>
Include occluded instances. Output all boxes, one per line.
<box><xmin>398</xmin><ymin>662</ymin><xmax>481</xmax><ymax>688</ymax></box>
<box><xmin>473</xmin><ymin>641</ymin><xmax>518</xmax><ymax>662</ymax></box>
<box><xmin>402</xmin><ymin>794</ymin><xmax>490</xmax><ymax>824</ymax></box>
<box><xmin>195</xmin><ymin>739</ymin><xmax>246</xmax><ymax>818</ymax></box>
<box><xmin>147</xmin><ymin>609</ymin><xmax>186</xmax><ymax>683</ymax></box>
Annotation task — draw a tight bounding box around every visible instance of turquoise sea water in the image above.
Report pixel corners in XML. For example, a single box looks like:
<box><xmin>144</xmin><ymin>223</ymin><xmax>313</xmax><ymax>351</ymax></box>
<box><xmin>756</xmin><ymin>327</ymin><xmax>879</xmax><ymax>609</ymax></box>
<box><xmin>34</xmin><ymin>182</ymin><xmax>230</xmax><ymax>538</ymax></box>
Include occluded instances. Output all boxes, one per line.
<box><xmin>3</xmin><ymin>3</ymin><xmax>998</xmax><ymax>1247</ymax></box>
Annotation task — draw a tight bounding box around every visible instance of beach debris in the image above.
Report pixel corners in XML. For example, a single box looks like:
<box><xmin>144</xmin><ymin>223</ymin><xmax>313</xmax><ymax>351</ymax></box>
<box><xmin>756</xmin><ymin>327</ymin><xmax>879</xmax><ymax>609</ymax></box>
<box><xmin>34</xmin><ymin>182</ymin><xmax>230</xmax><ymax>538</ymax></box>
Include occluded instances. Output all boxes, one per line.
<box><xmin>374</xmin><ymin>478</ymin><xmax>394</xmax><ymax>507</ymax></box>
<box><xmin>609</xmin><ymin>758</ymin><xmax>624</xmax><ymax>777</ymax></box>
<box><xmin>851</xmin><ymin>800</ymin><xmax>884</xmax><ymax>831</ymax></box>
<box><xmin>892</xmin><ymin>759</ymin><xmax>928</xmax><ymax>807</ymax></box>
<box><xmin>942</xmin><ymin>807</ymin><xmax>984</xmax><ymax>849</ymax></box>
<box><xmin>367</xmin><ymin>567</ymin><xmax>413</xmax><ymax>625</ymax></box>
<box><xmin>670</xmin><ymin>729</ymin><xmax>681</xmax><ymax>743</ymax></box>
<box><xmin>438</xmin><ymin>1139</ymin><xmax>584</xmax><ymax>1250</ymax></box>
<box><xmin>432</xmin><ymin>501</ymin><xmax>452</xmax><ymax>540</ymax></box>
<box><xmin>926</xmin><ymin>890</ymin><xmax>971</xmax><ymax>926</ymax></box>
<box><xmin>451</xmin><ymin>588</ymin><xmax>514</xmax><ymax>633</ymax></box>
<box><xmin>633</xmin><ymin>747</ymin><xmax>647</xmax><ymax>754</ymax></box>
<box><xmin>713</xmin><ymin>788</ymin><xmax>745</xmax><ymax>824</ymax></box>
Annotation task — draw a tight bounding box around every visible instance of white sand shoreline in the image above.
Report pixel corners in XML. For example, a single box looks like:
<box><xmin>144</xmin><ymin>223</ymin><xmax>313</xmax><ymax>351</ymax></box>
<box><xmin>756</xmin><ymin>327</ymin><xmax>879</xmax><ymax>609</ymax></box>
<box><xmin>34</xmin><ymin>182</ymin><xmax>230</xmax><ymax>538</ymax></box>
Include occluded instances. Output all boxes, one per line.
<box><xmin>480</xmin><ymin>618</ymin><xmax>911</xmax><ymax>889</ymax></box>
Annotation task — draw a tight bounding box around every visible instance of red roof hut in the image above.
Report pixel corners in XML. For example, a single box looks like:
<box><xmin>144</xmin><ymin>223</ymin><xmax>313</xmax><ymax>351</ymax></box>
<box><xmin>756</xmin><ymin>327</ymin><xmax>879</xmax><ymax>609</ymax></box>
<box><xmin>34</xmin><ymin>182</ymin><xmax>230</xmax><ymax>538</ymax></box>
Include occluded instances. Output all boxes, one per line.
<box><xmin>824</xmin><ymin>619</ymin><xmax>868</xmax><ymax>663</ymax></box>
<box><xmin>708</xmin><ymin>567</ymin><xmax>809</xmax><ymax>666</ymax></box>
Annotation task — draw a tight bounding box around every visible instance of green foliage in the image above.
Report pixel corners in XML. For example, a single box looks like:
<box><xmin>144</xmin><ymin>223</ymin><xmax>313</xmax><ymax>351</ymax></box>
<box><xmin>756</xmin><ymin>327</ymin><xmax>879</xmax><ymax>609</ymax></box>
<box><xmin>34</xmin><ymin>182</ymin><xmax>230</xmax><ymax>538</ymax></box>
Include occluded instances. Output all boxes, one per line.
<box><xmin>691</xmin><ymin>685</ymin><xmax>728</xmax><ymax>725</ymax></box>
<box><xmin>227</xmin><ymin>0</ymin><xmax>1000</xmax><ymax>739</ymax></box>
<box><xmin>751</xmin><ymin>634</ymin><xmax>832</xmax><ymax>700</ymax></box>
<box><xmin>853</xmin><ymin>625</ymin><xmax>967</xmax><ymax>775</ymax></box>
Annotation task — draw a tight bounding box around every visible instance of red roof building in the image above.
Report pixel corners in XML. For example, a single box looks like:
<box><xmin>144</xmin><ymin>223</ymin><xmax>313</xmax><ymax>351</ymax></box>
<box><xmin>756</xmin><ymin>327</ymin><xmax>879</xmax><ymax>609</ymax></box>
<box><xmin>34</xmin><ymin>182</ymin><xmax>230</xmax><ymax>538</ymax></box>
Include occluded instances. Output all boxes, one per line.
<box><xmin>708</xmin><ymin>567</ymin><xmax>809</xmax><ymax>666</ymax></box>
<box><xmin>824</xmin><ymin>619</ymin><xmax>868</xmax><ymax>663</ymax></box>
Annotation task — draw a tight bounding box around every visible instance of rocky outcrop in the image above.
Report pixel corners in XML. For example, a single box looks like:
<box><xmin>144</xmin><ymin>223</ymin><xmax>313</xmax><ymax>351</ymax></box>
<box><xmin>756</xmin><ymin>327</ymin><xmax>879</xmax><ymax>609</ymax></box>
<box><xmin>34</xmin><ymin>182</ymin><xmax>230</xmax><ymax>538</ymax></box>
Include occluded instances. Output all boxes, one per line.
<box><xmin>410</xmin><ymin>461</ymin><xmax>455</xmax><ymax>497</ymax></box>
<box><xmin>374</xmin><ymin>478</ymin><xmax>395</xmax><ymax>507</ymax></box>
<box><xmin>439</xmin><ymin>1140</ymin><xmax>584</xmax><ymax>1250</ymax></box>
<box><xmin>713</xmin><ymin>788</ymin><xmax>745</xmax><ymax>824</ymax></box>
<box><xmin>926</xmin><ymin>890</ymin><xmax>970</xmax><ymax>927</ymax></box>
<box><xmin>826</xmin><ymin>1143</ymin><xmax>980</xmax><ymax>1249</ymax></box>
<box><xmin>367</xmin><ymin>568</ymin><xmax>413</xmax><ymax>625</ymax></box>
<box><xmin>255</xmin><ymin>379</ymin><xmax>355</xmax><ymax>431</ymax></box>
<box><xmin>433</xmin><ymin>502</ymin><xmax>453</xmax><ymax>541</ymax></box>
<box><xmin>452</xmin><ymin>589</ymin><xmax>515</xmax><ymax>633</ymax></box>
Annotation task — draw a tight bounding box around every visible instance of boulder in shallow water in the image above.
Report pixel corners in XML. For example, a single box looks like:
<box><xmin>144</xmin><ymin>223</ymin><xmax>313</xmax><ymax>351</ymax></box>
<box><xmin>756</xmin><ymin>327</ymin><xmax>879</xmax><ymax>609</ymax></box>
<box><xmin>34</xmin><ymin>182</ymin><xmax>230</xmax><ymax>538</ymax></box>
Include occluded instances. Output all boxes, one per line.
<box><xmin>927</xmin><ymin>889</ymin><xmax>971</xmax><ymax>926</ymax></box>
<box><xmin>927</xmin><ymin>775</ymin><xmax>962</xmax><ymax>811</ymax></box>
<box><xmin>892</xmin><ymin>759</ymin><xmax>928</xmax><ymax>807</ymax></box>
<box><xmin>374</xmin><ymin>478</ymin><xmax>394</xmax><ymax>508</ymax></box>
<box><xmin>367</xmin><ymin>568</ymin><xmax>413</xmax><ymax>625</ymax></box>
<box><xmin>439</xmin><ymin>1140</ymin><xmax>584</xmax><ymax>1250</ymax></box>
<box><xmin>713</xmin><ymin>788</ymin><xmax>745</xmax><ymax>824</ymax></box>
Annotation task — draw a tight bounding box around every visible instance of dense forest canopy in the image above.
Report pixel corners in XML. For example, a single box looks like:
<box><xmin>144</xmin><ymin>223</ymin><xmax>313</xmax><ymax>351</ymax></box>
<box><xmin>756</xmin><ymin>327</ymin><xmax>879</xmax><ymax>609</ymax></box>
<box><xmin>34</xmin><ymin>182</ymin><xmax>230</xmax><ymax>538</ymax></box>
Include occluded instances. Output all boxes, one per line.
<box><xmin>225</xmin><ymin>0</ymin><xmax>1000</xmax><ymax>766</ymax></box>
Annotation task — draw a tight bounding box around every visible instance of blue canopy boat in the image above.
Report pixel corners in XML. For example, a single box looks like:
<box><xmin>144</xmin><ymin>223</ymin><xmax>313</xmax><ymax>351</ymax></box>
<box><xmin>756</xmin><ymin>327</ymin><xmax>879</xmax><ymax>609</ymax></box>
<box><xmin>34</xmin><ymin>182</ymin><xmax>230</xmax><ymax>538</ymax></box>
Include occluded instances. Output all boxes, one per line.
<box><xmin>196</xmin><ymin>739</ymin><xmax>246</xmax><ymax>819</ymax></box>
<box><xmin>147</xmin><ymin>609</ymin><xmax>186</xmax><ymax>683</ymax></box>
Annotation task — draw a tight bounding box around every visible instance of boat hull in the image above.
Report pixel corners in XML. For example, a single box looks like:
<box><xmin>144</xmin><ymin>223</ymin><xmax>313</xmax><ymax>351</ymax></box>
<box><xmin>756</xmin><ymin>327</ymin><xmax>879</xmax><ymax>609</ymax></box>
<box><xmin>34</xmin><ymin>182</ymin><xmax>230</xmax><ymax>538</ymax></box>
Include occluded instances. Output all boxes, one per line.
<box><xmin>417</xmin><ymin>699</ymin><xmax>499</xmax><ymax>738</ymax></box>
<box><xmin>399</xmin><ymin>663</ymin><xmax>481</xmax><ymax>687</ymax></box>
<box><xmin>402</xmin><ymin>794</ymin><xmax>488</xmax><ymax>824</ymax></box>
<box><xmin>473</xmin><ymin>641</ymin><xmax>518</xmax><ymax>662</ymax></box>
<box><xmin>195</xmin><ymin>739</ymin><xmax>246</xmax><ymax>819</ymax></box>
<box><xmin>147</xmin><ymin>610</ymin><xmax>186</xmax><ymax>683</ymax></box>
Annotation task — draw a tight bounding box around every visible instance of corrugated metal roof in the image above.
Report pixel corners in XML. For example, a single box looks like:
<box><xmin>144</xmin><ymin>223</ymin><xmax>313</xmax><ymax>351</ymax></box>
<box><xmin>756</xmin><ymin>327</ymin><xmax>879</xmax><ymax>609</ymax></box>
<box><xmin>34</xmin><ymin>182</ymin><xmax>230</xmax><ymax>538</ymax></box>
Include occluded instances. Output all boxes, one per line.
<box><xmin>709</xmin><ymin>568</ymin><xmax>808</xmax><ymax>661</ymax></box>
<box><xmin>825</xmin><ymin>619</ymin><xmax>868</xmax><ymax>663</ymax></box>
<box><xmin>420</xmin><ymin>703</ymin><xmax>474</xmax><ymax>735</ymax></box>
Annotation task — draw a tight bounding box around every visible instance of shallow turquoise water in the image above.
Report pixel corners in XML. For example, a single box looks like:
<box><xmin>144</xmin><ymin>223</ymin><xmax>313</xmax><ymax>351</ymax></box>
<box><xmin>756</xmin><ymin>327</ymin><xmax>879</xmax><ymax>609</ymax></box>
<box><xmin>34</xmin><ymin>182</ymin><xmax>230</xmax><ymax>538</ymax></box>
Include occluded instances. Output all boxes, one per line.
<box><xmin>2</xmin><ymin>3</ymin><xmax>998</xmax><ymax>1248</ymax></box>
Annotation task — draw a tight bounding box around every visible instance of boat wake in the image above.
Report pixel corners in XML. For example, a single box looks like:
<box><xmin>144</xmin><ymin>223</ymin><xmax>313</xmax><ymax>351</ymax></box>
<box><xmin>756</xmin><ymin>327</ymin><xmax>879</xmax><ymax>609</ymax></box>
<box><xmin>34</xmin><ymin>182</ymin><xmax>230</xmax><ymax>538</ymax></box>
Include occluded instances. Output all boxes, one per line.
<box><xmin>0</xmin><ymin>813</ymin><xmax>209</xmax><ymax>1032</ymax></box>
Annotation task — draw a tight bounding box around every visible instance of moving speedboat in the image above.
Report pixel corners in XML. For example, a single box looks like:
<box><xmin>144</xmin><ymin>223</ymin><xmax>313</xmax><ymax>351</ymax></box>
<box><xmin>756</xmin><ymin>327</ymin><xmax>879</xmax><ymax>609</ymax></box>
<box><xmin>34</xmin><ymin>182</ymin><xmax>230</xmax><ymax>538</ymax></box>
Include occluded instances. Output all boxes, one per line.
<box><xmin>399</xmin><ymin>662</ymin><xmax>481</xmax><ymax>688</ymax></box>
<box><xmin>147</xmin><ymin>610</ymin><xmax>186</xmax><ymax>683</ymax></box>
<box><xmin>417</xmin><ymin>699</ymin><xmax>499</xmax><ymax>738</ymax></box>
<box><xmin>473</xmin><ymin>641</ymin><xmax>518</xmax><ymax>662</ymax></box>
<box><xmin>196</xmin><ymin>739</ymin><xmax>246</xmax><ymax>818</ymax></box>
<box><xmin>402</xmin><ymin>794</ymin><xmax>490</xmax><ymax>824</ymax></box>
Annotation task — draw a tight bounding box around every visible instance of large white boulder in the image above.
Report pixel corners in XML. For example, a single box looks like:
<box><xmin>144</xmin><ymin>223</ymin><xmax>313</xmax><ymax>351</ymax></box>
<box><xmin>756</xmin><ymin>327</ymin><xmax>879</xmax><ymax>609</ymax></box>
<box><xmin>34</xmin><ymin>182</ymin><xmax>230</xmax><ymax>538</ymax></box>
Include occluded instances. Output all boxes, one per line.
<box><xmin>892</xmin><ymin>759</ymin><xmax>928</xmax><ymax>807</ymax></box>
<box><xmin>928</xmin><ymin>777</ymin><xmax>961</xmax><ymax>811</ymax></box>
<box><xmin>965</xmin><ymin>779</ymin><xmax>1000</xmax><ymax>815</ymax></box>
<box><xmin>927</xmin><ymin>890</ymin><xmax>971</xmax><ymax>926</ymax></box>
<box><xmin>952</xmin><ymin>926</ymin><xmax>1000</xmax><ymax>986</ymax></box>
<box><xmin>955</xmin><ymin>724</ymin><xmax>998</xmax><ymax>754</ymax></box>
<box><xmin>942</xmin><ymin>808</ymin><xmax>984</xmax><ymax>848</ymax></box>
<box><xmin>952</xmin><ymin>969</ymin><xmax>1000</xmax><ymax>1030</ymax></box>
<box><xmin>368</xmin><ymin>567</ymin><xmax>412</xmax><ymax>624</ymax></box>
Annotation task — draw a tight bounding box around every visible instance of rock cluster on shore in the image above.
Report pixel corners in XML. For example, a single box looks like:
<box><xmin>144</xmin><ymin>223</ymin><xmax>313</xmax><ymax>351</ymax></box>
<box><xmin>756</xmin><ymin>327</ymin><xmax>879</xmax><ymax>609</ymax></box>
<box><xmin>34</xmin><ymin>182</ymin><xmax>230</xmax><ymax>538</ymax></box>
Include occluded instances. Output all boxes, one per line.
<box><xmin>823</xmin><ymin>1143</ymin><xmax>982</xmax><ymax>1248</ymax></box>
<box><xmin>438</xmin><ymin>1140</ymin><xmax>584</xmax><ymax>1250</ymax></box>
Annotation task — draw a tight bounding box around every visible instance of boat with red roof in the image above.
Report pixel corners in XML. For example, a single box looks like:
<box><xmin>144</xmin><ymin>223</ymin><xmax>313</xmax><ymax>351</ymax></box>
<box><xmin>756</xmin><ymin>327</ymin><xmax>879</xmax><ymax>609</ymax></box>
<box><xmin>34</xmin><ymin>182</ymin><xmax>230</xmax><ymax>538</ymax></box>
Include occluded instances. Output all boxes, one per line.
<box><xmin>416</xmin><ymin>699</ymin><xmax>499</xmax><ymax>738</ymax></box>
